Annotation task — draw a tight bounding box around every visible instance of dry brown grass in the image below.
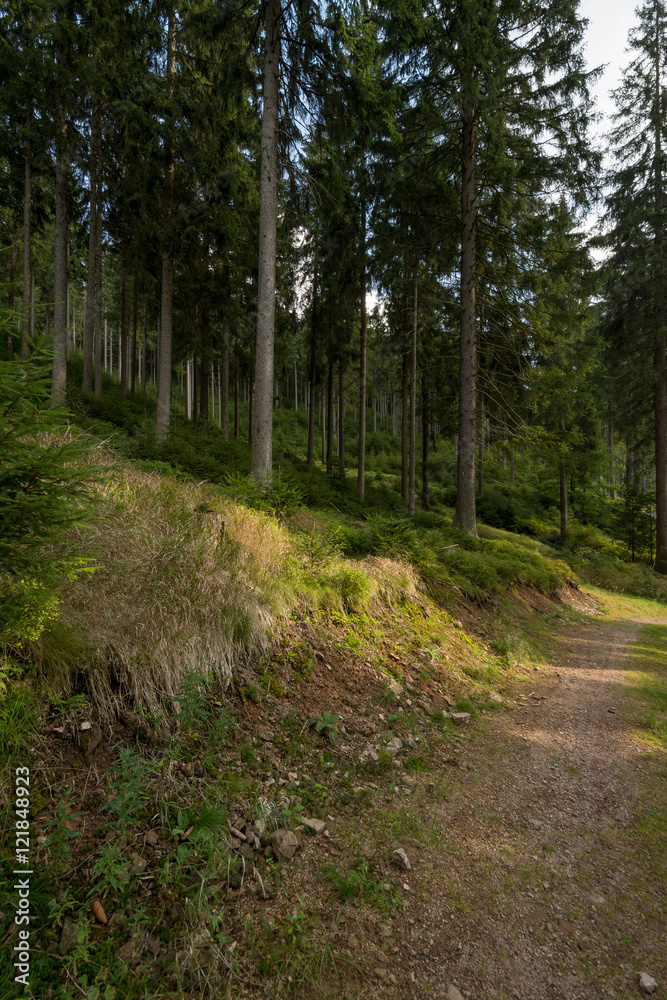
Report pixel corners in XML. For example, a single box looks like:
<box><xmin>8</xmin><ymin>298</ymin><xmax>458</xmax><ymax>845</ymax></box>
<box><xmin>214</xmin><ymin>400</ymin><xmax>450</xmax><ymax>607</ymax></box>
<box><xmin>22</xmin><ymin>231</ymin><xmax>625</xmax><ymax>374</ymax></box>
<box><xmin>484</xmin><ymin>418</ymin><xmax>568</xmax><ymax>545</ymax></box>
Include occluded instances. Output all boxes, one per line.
<box><xmin>44</xmin><ymin>457</ymin><xmax>293</xmax><ymax>717</ymax></box>
<box><xmin>26</xmin><ymin>447</ymin><xmax>425</xmax><ymax>718</ymax></box>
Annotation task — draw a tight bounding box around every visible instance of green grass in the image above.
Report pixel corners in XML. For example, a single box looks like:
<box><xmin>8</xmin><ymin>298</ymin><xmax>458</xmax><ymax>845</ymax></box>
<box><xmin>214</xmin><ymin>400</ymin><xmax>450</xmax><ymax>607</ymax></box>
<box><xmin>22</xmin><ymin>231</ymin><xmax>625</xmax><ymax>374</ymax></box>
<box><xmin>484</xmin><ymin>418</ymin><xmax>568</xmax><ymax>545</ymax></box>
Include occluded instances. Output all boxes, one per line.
<box><xmin>625</xmin><ymin>622</ymin><xmax>667</xmax><ymax>747</ymax></box>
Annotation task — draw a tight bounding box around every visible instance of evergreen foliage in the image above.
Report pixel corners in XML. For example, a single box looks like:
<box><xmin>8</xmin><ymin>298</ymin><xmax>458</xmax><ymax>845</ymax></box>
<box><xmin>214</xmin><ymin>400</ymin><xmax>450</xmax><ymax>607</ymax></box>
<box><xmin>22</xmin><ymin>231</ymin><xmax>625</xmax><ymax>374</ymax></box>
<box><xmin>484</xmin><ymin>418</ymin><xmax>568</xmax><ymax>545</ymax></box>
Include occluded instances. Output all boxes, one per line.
<box><xmin>0</xmin><ymin>328</ymin><xmax>96</xmax><ymax>645</ymax></box>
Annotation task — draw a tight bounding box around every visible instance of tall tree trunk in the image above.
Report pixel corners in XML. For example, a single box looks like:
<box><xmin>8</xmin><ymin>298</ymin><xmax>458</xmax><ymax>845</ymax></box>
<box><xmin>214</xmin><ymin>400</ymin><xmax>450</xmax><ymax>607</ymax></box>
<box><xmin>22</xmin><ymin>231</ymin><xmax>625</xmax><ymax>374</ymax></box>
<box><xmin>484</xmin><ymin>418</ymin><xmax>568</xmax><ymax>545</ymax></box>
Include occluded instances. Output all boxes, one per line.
<box><xmin>193</xmin><ymin>355</ymin><xmax>198</xmax><ymax>425</ymax></box>
<box><xmin>251</xmin><ymin>0</ymin><xmax>280</xmax><ymax>480</ymax></box>
<box><xmin>654</xmin><ymin>11</ymin><xmax>667</xmax><ymax>572</ymax></box>
<box><xmin>94</xmin><ymin>145</ymin><xmax>103</xmax><ymax>397</ymax></box>
<box><xmin>141</xmin><ymin>298</ymin><xmax>147</xmax><ymax>397</ymax></box>
<box><xmin>326</xmin><ymin>359</ymin><xmax>334</xmax><ymax>474</ymax></box>
<box><xmin>560</xmin><ymin>467</ymin><xmax>568</xmax><ymax>541</ymax></box>
<box><xmin>307</xmin><ymin>266</ymin><xmax>317</xmax><ymax>466</ymax></box>
<box><xmin>51</xmin><ymin>24</ymin><xmax>68</xmax><ymax>408</ymax></box>
<box><xmin>7</xmin><ymin>208</ymin><xmax>18</xmax><ymax>352</ymax></box>
<box><xmin>408</xmin><ymin>257</ymin><xmax>418</xmax><ymax>518</ymax></box>
<box><xmin>156</xmin><ymin>10</ymin><xmax>175</xmax><ymax>442</ymax></box>
<box><xmin>199</xmin><ymin>358</ymin><xmax>208</xmax><ymax>427</ymax></box>
<box><xmin>338</xmin><ymin>360</ymin><xmax>345</xmax><ymax>478</ymax></box>
<box><xmin>82</xmin><ymin>100</ymin><xmax>98</xmax><ymax>392</ymax></box>
<box><xmin>452</xmin><ymin>105</ymin><xmax>477</xmax><ymax>535</ymax></box>
<box><xmin>131</xmin><ymin>276</ymin><xmax>137</xmax><ymax>396</ymax></box>
<box><xmin>120</xmin><ymin>261</ymin><xmax>129</xmax><ymax>395</ymax></box>
<box><xmin>234</xmin><ymin>337</ymin><xmax>240</xmax><ymax>439</ymax></box>
<box><xmin>421</xmin><ymin>376</ymin><xmax>430</xmax><ymax>510</ymax></box>
<box><xmin>221</xmin><ymin>315</ymin><xmax>230</xmax><ymax>440</ymax></box>
<box><xmin>321</xmin><ymin>391</ymin><xmax>326</xmax><ymax>465</ymax></box>
<box><xmin>402</xmin><ymin>347</ymin><xmax>409</xmax><ymax>502</ymax></box>
<box><xmin>21</xmin><ymin>111</ymin><xmax>31</xmax><ymax>361</ymax></box>
<box><xmin>357</xmin><ymin>196</ymin><xmax>367</xmax><ymax>501</ymax></box>
<box><xmin>477</xmin><ymin>395</ymin><xmax>484</xmax><ymax>495</ymax></box>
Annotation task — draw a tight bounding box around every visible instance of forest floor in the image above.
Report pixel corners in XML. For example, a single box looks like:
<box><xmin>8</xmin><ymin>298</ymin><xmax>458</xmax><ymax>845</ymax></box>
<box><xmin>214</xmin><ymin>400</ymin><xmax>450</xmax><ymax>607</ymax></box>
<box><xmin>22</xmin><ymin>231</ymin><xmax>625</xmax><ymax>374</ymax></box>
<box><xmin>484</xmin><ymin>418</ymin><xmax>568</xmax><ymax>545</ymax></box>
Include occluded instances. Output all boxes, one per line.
<box><xmin>363</xmin><ymin>592</ymin><xmax>667</xmax><ymax>1000</ymax></box>
<box><xmin>225</xmin><ymin>587</ymin><xmax>667</xmax><ymax>1000</ymax></box>
<box><xmin>15</xmin><ymin>585</ymin><xmax>667</xmax><ymax>1000</ymax></box>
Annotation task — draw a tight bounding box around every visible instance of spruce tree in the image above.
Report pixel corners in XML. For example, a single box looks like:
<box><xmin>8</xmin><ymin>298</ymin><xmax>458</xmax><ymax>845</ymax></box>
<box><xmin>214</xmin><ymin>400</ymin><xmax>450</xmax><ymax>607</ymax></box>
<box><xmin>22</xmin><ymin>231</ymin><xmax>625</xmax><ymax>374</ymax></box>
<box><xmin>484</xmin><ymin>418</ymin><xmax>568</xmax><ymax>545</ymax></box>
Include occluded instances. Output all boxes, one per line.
<box><xmin>603</xmin><ymin>0</ymin><xmax>667</xmax><ymax>572</ymax></box>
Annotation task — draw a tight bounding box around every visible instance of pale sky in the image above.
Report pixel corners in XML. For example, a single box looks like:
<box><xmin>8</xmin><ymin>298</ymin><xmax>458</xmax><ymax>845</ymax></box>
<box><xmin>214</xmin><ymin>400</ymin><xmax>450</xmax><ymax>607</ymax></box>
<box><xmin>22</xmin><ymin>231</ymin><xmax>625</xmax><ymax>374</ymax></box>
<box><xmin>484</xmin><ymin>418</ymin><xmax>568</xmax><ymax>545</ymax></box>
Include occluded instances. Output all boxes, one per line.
<box><xmin>579</xmin><ymin>0</ymin><xmax>640</xmax><ymax>139</ymax></box>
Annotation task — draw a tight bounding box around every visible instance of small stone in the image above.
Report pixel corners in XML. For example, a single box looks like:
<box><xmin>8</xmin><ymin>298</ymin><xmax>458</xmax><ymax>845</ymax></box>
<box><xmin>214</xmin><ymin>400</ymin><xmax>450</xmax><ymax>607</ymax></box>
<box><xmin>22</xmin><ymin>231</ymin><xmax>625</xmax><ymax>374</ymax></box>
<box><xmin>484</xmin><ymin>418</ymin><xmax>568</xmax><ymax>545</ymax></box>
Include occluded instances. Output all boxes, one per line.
<box><xmin>588</xmin><ymin>894</ymin><xmax>606</xmax><ymax>906</ymax></box>
<box><xmin>302</xmin><ymin>817</ymin><xmax>326</xmax><ymax>835</ymax></box>
<box><xmin>359</xmin><ymin>746</ymin><xmax>379</xmax><ymax>764</ymax></box>
<box><xmin>386</xmin><ymin>737</ymin><xmax>403</xmax><ymax>756</ymax></box>
<box><xmin>145</xmin><ymin>830</ymin><xmax>159</xmax><ymax>847</ymax></box>
<box><xmin>387</xmin><ymin>678</ymin><xmax>403</xmax><ymax>697</ymax></box>
<box><xmin>270</xmin><ymin>829</ymin><xmax>299</xmax><ymax>861</ymax></box>
<box><xmin>252</xmin><ymin>818</ymin><xmax>267</xmax><ymax>838</ymax></box>
<box><xmin>450</xmin><ymin>712</ymin><xmax>471</xmax><ymax>725</ymax></box>
<box><xmin>287</xmin><ymin>771</ymin><xmax>298</xmax><ymax>781</ymax></box>
<box><xmin>229</xmin><ymin>826</ymin><xmax>246</xmax><ymax>841</ymax></box>
<box><xmin>639</xmin><ymin>972</ymin><xmax>658</xmax><ymax>994</ymax></box>
<box><xmin>240</xmin><ymin>843</ymin><xmax>255</xmax><ymax>861</ymax></box>
<box><xmin>77</xmin><ymin>721</ymin><xmax>102</xmax><ymax>756</ymax></box>
<box><xmin>130</xmin><ymin>852</ymin><xmax>147</xmax><ymax>875</ymax></box>
<box><xmin>447</xmin><ymin>986</ymin><xmax>466</xmax><ymax>1000</ymax></box>
<box><xmin>408</xmin><ymin>972</ymin><xmax>416</xmax><ymax>983</ymax></box>
<box><xmin>192</xmin><ymin>760</ymin><xmax>204</xmax><ymax>777</ymax></box>
<box><xmin>527</xmin><ymin>818</ymin><xmax>543</xmax><ymax>829</ymax></box>
<box><xmin>58</xmin><ymin>917</ymin><xmax>81</xmax><ymax>956</ymax></box>
<box><xmin>392</xmin><ymin>848</ymin><xmax>412</xmax><ymax>871</ymax></box>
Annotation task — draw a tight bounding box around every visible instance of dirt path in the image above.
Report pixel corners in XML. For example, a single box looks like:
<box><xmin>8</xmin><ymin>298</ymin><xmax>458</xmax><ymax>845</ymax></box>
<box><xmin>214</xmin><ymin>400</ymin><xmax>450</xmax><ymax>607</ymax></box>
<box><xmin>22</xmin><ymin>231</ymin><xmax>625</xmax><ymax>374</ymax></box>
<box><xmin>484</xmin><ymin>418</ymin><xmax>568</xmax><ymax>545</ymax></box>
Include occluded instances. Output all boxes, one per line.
<box><xmin>406</xmin><ymin>610</ymin><xmax>667</xmax><ymax>1000</ymax></box>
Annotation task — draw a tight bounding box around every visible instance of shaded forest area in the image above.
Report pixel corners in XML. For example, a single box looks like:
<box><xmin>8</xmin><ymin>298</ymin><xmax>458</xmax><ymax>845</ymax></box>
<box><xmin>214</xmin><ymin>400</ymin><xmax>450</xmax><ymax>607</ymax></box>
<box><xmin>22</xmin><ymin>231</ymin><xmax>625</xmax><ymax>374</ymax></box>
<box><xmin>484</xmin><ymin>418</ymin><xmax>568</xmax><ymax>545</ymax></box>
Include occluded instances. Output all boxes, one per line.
<box><xmin>2</xmin><ymin>0</ymin><xmax>667</xmax><ymax>585</ymax></box>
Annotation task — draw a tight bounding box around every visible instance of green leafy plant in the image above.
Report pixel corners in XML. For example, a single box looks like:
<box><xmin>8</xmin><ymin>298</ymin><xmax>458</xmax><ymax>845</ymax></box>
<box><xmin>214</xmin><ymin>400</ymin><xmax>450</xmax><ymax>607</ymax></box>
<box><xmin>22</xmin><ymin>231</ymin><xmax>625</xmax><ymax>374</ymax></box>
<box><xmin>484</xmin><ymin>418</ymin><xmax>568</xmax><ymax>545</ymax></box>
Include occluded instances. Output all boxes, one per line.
<box><xmin>89</xmin><ymin>842</ymin><xmax>132</xmax><ymax>898</ymax></box>
<box><xmin>102</xmin><ymin>748</ymin><xmax>152</xmax><ymax>828</ymax></box>
<box><xmin>40</xmin><ymin>788</ymin><xmax>83</xmax><ymax>876</ymax></box>
<box><xmin>306</xmin><ymin>711</ymin><xmax>340</xmax><ymax>744</ymax></box>
<box><xmin>174</xmin><ymin>667</ymin><xmax>212</xmax><ymax>733</ymax></box>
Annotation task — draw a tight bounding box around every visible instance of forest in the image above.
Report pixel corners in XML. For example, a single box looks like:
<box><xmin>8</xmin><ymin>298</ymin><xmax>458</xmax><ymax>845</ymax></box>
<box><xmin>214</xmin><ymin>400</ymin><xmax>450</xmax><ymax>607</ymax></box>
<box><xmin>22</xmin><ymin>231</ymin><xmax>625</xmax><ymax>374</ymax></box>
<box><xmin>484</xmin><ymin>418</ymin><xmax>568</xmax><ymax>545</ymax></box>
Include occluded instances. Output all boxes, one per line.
<box><xmin>1</xmin><ymin>0</ymin><xmax>665</xmax><ymax>562</ymax></box>
<box><xmin>2</xmin><ymin>3</ymin><xmax>667</xmax><ymax>998</ymax></box>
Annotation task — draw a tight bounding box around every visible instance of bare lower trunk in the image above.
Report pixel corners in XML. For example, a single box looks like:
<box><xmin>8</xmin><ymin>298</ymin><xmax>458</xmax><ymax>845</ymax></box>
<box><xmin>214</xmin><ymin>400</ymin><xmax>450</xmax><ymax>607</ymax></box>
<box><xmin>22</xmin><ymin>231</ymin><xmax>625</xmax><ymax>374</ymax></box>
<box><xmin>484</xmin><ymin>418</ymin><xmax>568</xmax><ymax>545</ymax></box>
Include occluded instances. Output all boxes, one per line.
<box><xmin>234</xmin><ymin>340</ymin><xmax>239</xmax><ymax>438</ymax></box>
<box><xmin>560</xmin><ymin>468</ymin><xmax>568</xmax><ymax>541</ymax></box>
<box><xmin>326</xmin><ymin>359</ymin><xmax>334</xmax><ymax>473</ymax></box>
<box><xmin>120</xmin><ymin>262</ymin><xmax>129</xmax><ymax>394</ymax></box>
<box><xmin>21</xmin><ymin>119</ymin><xmax>31</xmax><ymax>361</ymax></box>
<box><xmin>251</xmin><ymin>0</ymin><xmax>280</xmax><ymax>480</ymax></box>
<box><xmin>51</xmin><ymin>44</ymin><xmax>68</xmax><ymax>408</ymax></box>
<box><xmin>199</xmin><ymin>359</ymin><xmax>208</xmax><ymax>426</ymax></box>
<box><xmin>408</xmin><ymin>258</ymin><xmax>418</xmax><ymax>518</ymax></box>
<box><xmin>82</xmin><ymin>100</ymin><xmax>98</xmax><ymax>392</ymax></box>
<box><xmin>94</xmin><ymin>154</ymin><xmax>103</xmax><ymax>397</ymax></box>
<box><xmin>131</xmin><ymin>277</ymin><xmax>137</xmax><ymax>396</ymax></box>
<box><xmin>452</xmin><ymin>107</ymin><xmax>477</xmax><ymax>535</ymax></box>
<box><xmin>421</xmin><ymin>377</ymin><xmax>430</xmax><ymax>510</ymax></box>
<box><xmin>156</xmin><ymin>10</ymin><xmax>175</xmax><ymax>442</ymax></box>
<box><xmin>357</xmin><ymin>197</ymin><xmax>367</xmax><ymax>501</ymax></box>
<box><xmin>338</xmin><ymin>361</ymin><xmax>345</xmax><ymax>479</ymax></box>
<box><xmin>7</xmin><ymin>208</ymin><xmax>18</xmax><ymax>352</ymax></box>
<box><xmin>221</xmin><ymin>315</ymin><xmax>230</xmax><ymax>441</ymax></box>
<box><xmin>307</xmin><ymin>272</ymin><xmax>317</xmax><ymax>466</ymax></box>
<box><xmin>141</xmin><ymin>298</ymin><xmax>147</xmax><ymax>397</ymax></box>
<box><xmin>477</xmin><ymin>396</ymin><xmax>484</xmax><ymax>496</ymax></box>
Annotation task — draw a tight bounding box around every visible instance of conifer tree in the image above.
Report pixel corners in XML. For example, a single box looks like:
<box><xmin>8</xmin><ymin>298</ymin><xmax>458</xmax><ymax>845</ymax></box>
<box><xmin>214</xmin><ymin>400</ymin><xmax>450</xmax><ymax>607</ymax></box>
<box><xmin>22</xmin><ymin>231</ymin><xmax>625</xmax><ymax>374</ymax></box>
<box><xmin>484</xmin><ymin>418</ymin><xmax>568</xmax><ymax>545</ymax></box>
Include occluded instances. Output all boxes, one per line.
<box><xmin>603</xmin><ymin>0</ymin><xmax>667</xmax><ymax>572</ymax></box>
